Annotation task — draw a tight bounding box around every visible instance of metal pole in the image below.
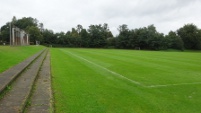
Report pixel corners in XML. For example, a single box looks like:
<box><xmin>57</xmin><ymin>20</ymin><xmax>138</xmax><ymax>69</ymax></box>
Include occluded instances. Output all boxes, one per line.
<box><xmin>10</xmin><ymin>23</ymin><xmax>11</xmax><ymax>46</ymax></box>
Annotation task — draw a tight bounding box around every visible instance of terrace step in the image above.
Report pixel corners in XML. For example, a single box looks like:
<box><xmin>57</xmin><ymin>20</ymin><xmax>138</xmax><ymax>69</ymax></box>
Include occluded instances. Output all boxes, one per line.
<box><xmin>0</xmin><ymin>49</ymin><xmax>49</xmax><ymax>112</ymax></box>
<box><xmin>0</xmin><ymin>49</ymin><xmax>45</xmax><ymax>94</ymax></box>
<box><xmin>26</xmin><ymin>51</ymin><xmax>53</xmax><ymax>113</ymax></box>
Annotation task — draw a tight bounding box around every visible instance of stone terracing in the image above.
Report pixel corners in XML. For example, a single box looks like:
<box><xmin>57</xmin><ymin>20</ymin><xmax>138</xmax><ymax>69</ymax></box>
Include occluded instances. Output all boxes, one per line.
<box><xmin>0</xmin><ymin>48</ymin><xmax>53</xmax><ymax>113</ymax></box>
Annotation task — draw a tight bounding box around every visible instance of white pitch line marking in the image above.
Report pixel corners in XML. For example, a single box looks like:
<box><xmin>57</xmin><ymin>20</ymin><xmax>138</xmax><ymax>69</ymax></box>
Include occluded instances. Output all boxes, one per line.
<box><xmin>61</xmin><ymin>49</ymin><xmax>145</xmax><ymax>87</ymax></box>
<box><xmin>60</xmin><ymin>49</ymin><xmax>201</xmax><ymax>88</ymax></box>
<box><xmin>147</xmin><ymin>82</ymin><xmax>201</xmax><ymax>88</ymax></box>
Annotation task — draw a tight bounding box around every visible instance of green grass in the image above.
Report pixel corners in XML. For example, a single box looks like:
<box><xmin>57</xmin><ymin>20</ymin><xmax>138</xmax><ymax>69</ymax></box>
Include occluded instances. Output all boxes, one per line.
<box><xmin>51</xmin><ymin>48</ymin><xmax>201</xmax><ymax>113</ymax></box>
<box><xmin>0</xmin><ymin>46</ymin><xmax>45</xmax><ymax>73</ymax></box>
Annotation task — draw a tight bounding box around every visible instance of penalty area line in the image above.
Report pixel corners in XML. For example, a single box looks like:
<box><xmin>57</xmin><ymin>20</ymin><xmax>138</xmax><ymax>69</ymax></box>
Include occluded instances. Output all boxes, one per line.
<box><xmin>62</xmin><ymin>50</ymin><xmax>145</xmax><ymax>87</ymax></box>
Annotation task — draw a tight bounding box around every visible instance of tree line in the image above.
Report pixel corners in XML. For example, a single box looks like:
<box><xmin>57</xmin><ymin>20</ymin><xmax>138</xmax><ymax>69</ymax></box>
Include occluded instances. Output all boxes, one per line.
<box><xmin>1</xmin><ymin>16</ymin><xmax>201</xmax><ymax>50</ymax></box>
<box><xmin>0</xmin><ymin>16</ymin><xmax>43</xmax><ymax>45</ymax></box>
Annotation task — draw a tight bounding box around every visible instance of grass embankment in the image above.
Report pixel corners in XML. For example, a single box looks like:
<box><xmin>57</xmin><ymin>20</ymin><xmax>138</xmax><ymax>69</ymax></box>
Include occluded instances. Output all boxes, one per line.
<box><xmin>51</xmin><ymin>48</ymin><xmax>201</xmax><ymax>113</ymax></box>
<box><xmin>0</xmin><ymin>46</ymin><xmax>45</xmax><ymax>73</ymax></box>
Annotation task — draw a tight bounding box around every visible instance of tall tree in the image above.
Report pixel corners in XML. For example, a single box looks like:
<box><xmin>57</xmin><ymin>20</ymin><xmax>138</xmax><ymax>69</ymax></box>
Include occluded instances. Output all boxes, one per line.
<box><xmin>42</xmin><ymin>29</ymin><xmax>55</xmax><ymax>45</ymax></box>
<box><xmin>136</xmin><ymin>27</ymin><xmax>148</xmax><ymax>49</ymax></box>
<box><xmin>15</xmin><ymin>17</ymin><xmax>38</xmax><ymax>29</ymax></box>
<box><xmin>38</xmin><ymin>23</ymin><xmax>44</xmax><ymax>32</ymax></box>
<box><xmin>146</xmin><ymin>25</ymin><xmax>164</xmax><ymax>50</ymax></box>
<box><xmin>80</xmin><ymin>28</ymin><xmax>90</xmax><ymax>47</ymax></box>
<box><xmin>26</xmin><ymin>26</ymin><xmax>43</xmax><ymax>44</ymax></box>
<box><xmin>116</xmin><ymin>24</ymin><xmax>130</xmax><ymax>48</ymax></box>
<box><xmin>177</xmin><ymin>24</ymin><xmax>201</xmax><ymax>50</ymax></box>
<box><xmin>76</xmin><ymin>24</ymin><xmax>83</xmax><ymax>34</ymax></box>
<box><xmin>118</xmin><ymin>24</ymin><xmax>129</xmax><ymax>34</ymax></box>
<box><xmin>88</xmin><ymin>24</ymin><xmax>108</xmax><ymax>47</ymax></box>
<box><xmin>71</xmin><ymin>28</ymin><xmax>79</xmax><ymax>38</ymax></box>
<box><xmin>0</xmin><ymin>23</ymin><xmax>10</xmax><ymax>43</ymax></box>
<box><xmin>166</xmin><ymin>31</ymin><xmax>184</xmax><ymax>50</ymax></box>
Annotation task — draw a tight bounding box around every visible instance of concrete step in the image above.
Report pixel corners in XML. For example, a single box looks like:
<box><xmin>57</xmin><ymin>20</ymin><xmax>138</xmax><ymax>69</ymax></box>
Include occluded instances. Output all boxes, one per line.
<box><xmin>26</xmin><ymin>51</ymin><xmax>53</xmax><ymax>113</ymax></box>
<box><xmin>0</xmin><ymin>49</ymin><xmax>48</xmax><ymax>113</ymax></box>
<box><xmin>0</xmin><ymin>49</ymin><xmax>45</xmax><ymax>94</ymax></box>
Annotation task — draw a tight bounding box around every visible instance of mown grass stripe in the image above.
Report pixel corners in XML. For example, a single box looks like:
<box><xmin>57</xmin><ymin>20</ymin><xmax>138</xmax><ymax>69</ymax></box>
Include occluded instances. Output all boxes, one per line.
<box><xmin>61</xmin><ymin>49</ymin><xmax>144</xmax><ymax>87</ymax></box>
<box><xmin>51</xmin><ymin>48</ymin><xmax>201</xmax><ymax>113</ymax></box>
<box><xmin>61</xmin><ymin>49</ymin><xmax>201</xmax><ymax>89</ymax></box>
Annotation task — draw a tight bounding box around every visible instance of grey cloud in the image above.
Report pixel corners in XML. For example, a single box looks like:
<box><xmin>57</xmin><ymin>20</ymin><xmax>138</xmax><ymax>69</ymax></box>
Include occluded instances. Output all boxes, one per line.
<box><xmin>0</xmin><ymin>0</ymin><xmax>201</xmax><ymax>35</ymax></box>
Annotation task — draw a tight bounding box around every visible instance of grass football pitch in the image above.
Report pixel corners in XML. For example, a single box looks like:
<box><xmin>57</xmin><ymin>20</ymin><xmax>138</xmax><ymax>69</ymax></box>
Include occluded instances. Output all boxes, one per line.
<box><xmin>0</xmin><ymin>46</ymin><xmax>44</xmax><ymax>73</ymax></box>
<box><xmin>51</xmin><ymin>48</ymin><xmax>201</xmax><ymax>113</ymax></box>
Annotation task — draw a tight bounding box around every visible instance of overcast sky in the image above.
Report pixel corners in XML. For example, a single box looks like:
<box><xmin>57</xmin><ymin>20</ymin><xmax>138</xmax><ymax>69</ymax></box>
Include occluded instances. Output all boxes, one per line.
<box><xmin>1</xmin><ymin>0</ymin><xmax>201</xmax><ymax>36</ymax></box>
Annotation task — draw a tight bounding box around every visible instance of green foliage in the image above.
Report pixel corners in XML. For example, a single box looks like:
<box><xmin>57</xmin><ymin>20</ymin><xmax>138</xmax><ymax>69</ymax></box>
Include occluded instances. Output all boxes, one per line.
<box><xmin>26</xmin><ymin>26</ymin><xmax>43</xmax><ymax>44</ymax></box>
<box><xmin>116</xmin><ymin>24</ymin><xmax>130</xmax><ymax>48</ymax></box>
<box><xmin>165</xmin><ymin>31</ymin><xmax>184</xmax><ymax>50</ymax></box>
<box><xmin>14</xmin><ymin>17</ymin><xmax>43</xmax><ymax>44</ymax></box>
<box><xmin>116</xmin><ymin>24</ymin><xmax>165</xmax><ymax>50</ymax></box>
<box><xmin>80</xmin><ymin>29</ymin><xmax>90</xmax><ymax>47</ymax></box>
<box><xmin>1</xmin><ymin>16</ymin><xmax>201</xmax><ymax>50</ymax></box>
<box><xmin>48</xmin><ymin>23</ymin><xmax>200</xmax><ymax>50</ymax></box>
<box><xmin>14</xmin><ymin>17</ymin><xmax>38</xmax><ymax>29</ymax></box>
<box><xmin>177</xmin><ymin>24</ymin><xmax>201</xmax><ymax>50</ymax></box>
<box><xmin>0</xmin><ymin>23</ymin><xmax>10</xmax><ymax>43</ymax></box>
<box><xmin>42</xmin><ymin>29</ymin><xmax>55</xmax><ymax>45</ymax></box>
<box><xmin>51</xmin><ymin>48</ymin><xmax>201</xmax><ymax>113</ymax></box>
<box><xmin>49</xmin><ymin>24</ymin><xmax>113</xmax><ymax>48</ymax></box>
<box><xmin>0</xmin><ymin>16</ymin><xmax>43</xmax><ymax>45</ymax></box>
<box><xmin>115</xmin><ymin>24</ymin><xmax>201</xmax><ymax>50</ymax></box>
<box><xmin>6</xmin><ymin>85</ymin><xmax>11</xmax><ymax>90</ymax></box>
<box><xmin>88</xmin><ymin>24</ymin><xmax>111</xmax><ymax>47</ymax></box>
